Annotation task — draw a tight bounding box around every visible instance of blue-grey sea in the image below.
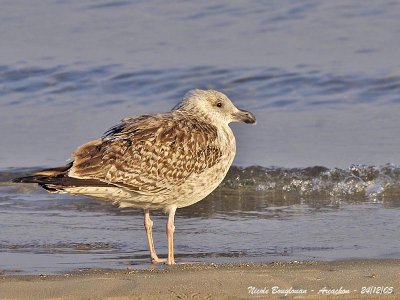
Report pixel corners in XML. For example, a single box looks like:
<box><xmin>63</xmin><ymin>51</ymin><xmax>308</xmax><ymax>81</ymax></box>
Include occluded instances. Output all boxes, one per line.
<box><xmin>1</xmin><ymin>0</ymin><xmax>399</xmax><ymax>274</ymax></box>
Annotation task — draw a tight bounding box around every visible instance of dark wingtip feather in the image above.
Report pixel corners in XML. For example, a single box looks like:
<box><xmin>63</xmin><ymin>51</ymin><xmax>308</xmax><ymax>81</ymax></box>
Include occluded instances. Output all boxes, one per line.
<box><xmin>12</xmin><ymin>176</ymin><xmax>43</xmax><ymax>183</ymax></box>
<box><xmin>12</xmin><ymin>163</ymin><xmax>74</xmax><ymax>183</ymax></box>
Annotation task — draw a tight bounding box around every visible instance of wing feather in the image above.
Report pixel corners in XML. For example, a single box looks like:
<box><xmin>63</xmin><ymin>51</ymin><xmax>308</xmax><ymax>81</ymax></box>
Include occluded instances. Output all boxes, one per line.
<box><xmin>69</xmin><ymin>112</ymin><xmax>223</xmax><ymax>194</ymax></box>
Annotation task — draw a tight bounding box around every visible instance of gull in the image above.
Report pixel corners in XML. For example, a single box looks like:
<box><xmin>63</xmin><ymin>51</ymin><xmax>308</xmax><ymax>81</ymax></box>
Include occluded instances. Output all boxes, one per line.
<box><xmin>13</xmin><ymin>89</ymin><xmax>256</xmax><ymax>265</ymax></box>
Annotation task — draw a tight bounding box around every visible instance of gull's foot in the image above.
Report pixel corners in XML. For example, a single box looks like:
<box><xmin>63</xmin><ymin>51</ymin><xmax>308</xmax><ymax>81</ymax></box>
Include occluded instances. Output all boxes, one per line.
<box><xmin>151</xmin><ymin>257</ymin><xmax>167</xmax><ymax>264</ymax></box>
<box><xmin>166</xmin><ymin>259</ymin><xmax>175</xmax><ymax>265</ymax></box>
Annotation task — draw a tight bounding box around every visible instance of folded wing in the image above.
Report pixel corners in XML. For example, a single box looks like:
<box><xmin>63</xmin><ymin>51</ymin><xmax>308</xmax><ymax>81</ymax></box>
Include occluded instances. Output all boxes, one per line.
<box><xmin>69</xmin><ymin>113</ymin><xmax>223</xmax><ymax>195</ymax></box>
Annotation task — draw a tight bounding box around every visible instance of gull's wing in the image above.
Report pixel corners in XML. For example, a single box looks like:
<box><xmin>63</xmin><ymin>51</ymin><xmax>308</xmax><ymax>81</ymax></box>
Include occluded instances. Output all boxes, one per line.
<box><xmin>68</xmin><ymin>112</ymin><xmax>223</xmax><ymax>194</ymax></box>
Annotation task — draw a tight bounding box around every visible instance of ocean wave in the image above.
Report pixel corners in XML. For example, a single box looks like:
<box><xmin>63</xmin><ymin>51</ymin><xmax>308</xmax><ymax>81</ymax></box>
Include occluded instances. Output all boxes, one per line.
<box><xmin>218</xmin><ymin>164</ymin><xmax>400</xmax><ymax>205</ymax></box>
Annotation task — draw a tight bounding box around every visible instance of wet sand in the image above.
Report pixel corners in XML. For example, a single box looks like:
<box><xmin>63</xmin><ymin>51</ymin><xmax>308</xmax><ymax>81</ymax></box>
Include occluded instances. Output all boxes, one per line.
<box><xmin>1</xmin><ymin>260</ymin><xmax>398</xmax><ymax>299</ymax></box>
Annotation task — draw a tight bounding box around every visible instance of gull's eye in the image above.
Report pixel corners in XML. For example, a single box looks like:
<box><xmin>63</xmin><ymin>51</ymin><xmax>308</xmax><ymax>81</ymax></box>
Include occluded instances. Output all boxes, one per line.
<box><xmin>216</xmin><ymin>102</ymin><xmax>222</xmax><ymax>108</ymax></box>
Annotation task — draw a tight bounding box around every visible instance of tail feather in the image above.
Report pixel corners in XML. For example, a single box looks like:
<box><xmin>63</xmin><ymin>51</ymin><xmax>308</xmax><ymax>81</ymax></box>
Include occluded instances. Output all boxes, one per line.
<box><xmin>12</xmin><ymin>162</ymin><xmax>73</xmax><ymax>183</ymax></box>
<box><xmin>12</xmin><ymin>162</ymin><xmax>116</xmax><ymax>192</ymax></box>
<box><xmin>12</xmin><ymin>175</ymin><xmax>52</xmax><ymax>184</ymax></box>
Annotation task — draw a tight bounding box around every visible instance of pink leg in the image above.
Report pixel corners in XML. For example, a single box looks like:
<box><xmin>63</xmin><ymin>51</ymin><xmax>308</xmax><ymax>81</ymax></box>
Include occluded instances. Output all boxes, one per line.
<box><xmin>144</xmin><ymin>209</ymin><xmax>165</xmax><ymax>264</ymax></box>
<box><xmin>166</xmin><ymin>206</ymin><xmax>177</xmax><ymax>265</ymax></box>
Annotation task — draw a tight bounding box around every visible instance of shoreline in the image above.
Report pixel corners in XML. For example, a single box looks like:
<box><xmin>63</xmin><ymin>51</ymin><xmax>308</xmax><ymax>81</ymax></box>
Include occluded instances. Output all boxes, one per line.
<box><xmin>1</xmin><ymin>259</ymin><xmax>399</xmax><ymax>299</ymax></box>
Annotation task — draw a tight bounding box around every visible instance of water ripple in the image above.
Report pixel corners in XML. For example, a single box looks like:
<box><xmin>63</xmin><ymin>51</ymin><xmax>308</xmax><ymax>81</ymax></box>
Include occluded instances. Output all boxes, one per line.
<box><xmin>2</xmin><ymin>64</ymin><xmax>400</xmax><ymax>110</ymax></box>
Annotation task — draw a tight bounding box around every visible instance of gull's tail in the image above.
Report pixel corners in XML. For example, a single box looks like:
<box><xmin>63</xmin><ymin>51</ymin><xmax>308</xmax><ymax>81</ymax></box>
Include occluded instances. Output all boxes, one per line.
<box><xmin>12</xmin><ymin>162</ymin><xmax>73</xmax><ymax>183</ymax></box>
<box><xmin>12</xmin><ymin>162</ymin><xmax>115</xmax><ymax>193</ymax></box>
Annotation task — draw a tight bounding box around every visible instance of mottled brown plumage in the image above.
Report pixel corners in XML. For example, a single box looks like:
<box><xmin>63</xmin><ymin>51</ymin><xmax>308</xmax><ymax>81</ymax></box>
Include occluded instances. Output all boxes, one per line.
<box><xmin>70</xmin><ymin>112</ymin><xmax>223</xmax><ymax>195</ymax></box>
<box><xmin>13</xmin><ymin>89</ymin><xmax>256</xmax><ymax>265</ymax></box>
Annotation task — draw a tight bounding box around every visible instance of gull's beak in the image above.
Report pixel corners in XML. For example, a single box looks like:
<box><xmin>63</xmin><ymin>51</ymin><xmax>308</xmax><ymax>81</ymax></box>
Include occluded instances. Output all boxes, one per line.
<box><xmin>232</xmin><ymin>109</ymin><xmax>256</xmax><ymax>124</ymax></box>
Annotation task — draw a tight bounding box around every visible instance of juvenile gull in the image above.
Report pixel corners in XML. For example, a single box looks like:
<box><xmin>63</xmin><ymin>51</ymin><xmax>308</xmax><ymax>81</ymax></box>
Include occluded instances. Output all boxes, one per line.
<box><xmin>14</xmin><ymin>89</ymin><xmax>256</xmax><ymax>265</ymax></box>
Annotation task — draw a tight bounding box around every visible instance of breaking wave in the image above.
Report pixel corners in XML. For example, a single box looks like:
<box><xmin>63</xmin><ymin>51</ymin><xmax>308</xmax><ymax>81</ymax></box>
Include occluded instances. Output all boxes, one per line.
<box><xmin>219</xmin><ymin>164</ymin><xmax>400</xmax><ymax>204</ymax></box>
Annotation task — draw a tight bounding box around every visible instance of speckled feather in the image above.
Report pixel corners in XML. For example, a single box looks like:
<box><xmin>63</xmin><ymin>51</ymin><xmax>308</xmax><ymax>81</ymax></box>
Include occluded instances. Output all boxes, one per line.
<box><xmin>69</xmin><ymin>111</ymin><xmax>226</xmax><ymax>197</ymax></box>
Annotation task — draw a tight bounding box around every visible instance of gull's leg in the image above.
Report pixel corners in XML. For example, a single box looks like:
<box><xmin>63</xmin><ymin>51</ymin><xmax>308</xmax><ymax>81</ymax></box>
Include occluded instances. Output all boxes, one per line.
<box><xmin>144</xmin><ymin>209</ymin><xmax>165</xmax><ymax>263</ymax></box>
<box><xmin>166</xmin><ymin>205</ymin><xmax>177</xmax><ymax>265</ymax></box>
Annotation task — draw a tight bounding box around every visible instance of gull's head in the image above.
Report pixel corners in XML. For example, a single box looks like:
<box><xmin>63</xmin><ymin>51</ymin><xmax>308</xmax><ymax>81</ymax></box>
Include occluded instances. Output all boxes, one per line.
<box><xmin>175</xmin><ymin>89</ymin><xmax>256</xmax><ymax>125</ymax></box>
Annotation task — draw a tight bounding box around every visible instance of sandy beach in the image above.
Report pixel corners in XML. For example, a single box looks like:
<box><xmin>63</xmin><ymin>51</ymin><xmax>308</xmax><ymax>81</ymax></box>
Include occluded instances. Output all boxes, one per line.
<box><xmin>1</xmin><ymin>259</ymin><xmax>398</xmax><ymax>299</ymax></box>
